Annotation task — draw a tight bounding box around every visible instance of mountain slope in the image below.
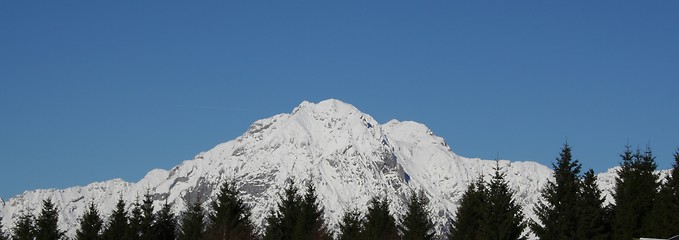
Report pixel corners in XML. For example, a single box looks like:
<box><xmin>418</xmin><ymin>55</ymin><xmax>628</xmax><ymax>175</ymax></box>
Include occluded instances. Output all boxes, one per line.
<box><xmin>0</xmin><ymin>99</ymin><xmax>617</xmax><ymax>237</ymax></box>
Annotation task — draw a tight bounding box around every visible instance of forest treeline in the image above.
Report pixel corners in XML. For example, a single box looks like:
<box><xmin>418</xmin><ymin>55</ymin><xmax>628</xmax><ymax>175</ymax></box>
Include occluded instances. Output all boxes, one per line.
<box><xmin>0</xmin><ymin>144</ymin><xmax>678</xmax><ymax>240</ymax></box>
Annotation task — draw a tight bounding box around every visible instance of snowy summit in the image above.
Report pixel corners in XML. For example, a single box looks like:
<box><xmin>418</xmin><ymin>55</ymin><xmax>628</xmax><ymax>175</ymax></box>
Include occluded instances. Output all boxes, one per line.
<box><xmin>0</xmin><ymin>99</ymin><xmax>621</xmax><ymax>237</ymax></box>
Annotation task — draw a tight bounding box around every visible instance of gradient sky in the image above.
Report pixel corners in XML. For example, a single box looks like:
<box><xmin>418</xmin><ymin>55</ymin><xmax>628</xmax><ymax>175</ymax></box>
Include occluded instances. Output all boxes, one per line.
<box><xmin>1</xmin><ymin>1</ymin><xmax>678</xmax><ymax>199</ymax></box>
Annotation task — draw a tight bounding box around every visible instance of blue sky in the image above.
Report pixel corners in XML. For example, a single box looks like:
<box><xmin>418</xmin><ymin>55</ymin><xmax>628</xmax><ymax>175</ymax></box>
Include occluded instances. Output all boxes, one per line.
<box><xmin>1</xmin><ymin>1</ymin><xmax>678</xmax><ymax>199</ymax></box>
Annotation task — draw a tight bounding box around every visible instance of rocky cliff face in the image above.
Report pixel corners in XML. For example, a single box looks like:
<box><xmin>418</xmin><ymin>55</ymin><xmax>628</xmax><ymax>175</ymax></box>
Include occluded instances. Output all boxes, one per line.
<box><xmin>1</xmin><ymin>99</ymin><xmax>626</xmax><ymax>237</ymax></box>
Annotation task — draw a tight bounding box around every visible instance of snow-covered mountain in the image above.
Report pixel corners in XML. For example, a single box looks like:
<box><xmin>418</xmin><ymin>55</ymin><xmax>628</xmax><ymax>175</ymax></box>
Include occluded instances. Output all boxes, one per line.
<box><xmin>0</xmin><ymin>99</ymin><xmax>622</xmax><ymax>237</ymax></box>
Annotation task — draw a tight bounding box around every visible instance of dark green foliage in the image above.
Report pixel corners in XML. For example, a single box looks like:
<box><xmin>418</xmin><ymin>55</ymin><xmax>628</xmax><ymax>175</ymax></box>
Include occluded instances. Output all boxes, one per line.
<box><xmin>485</xmin><ymin>163</ymin><xmax>527</xmax><ymax>240</ymax></box>
<box><xmin>128</xmin><ymin>197</ymin><xmax>144</xmax><ymax>239</ymax></box>
<box><xmin>575</xmin><ymin>169</ymin><xmax>608</xmax><ymax>240</ymax></box>
<box><xmin>532</xmin><ymin>144</ymin><xmax>581</xmax><ymax>240</ymax></box>
<box><xmin>448</xmin><ymin>178</ymin><xmax>487</xmax><ymax>240</ymax></box>
<box><xmin>647</xmin><ymin>149</ymin><xmax>679</xmax><ymax>238</ymax></box>
<box><xmin>264</xmin><ymin>178</ymin><xmax>331</xmax><ymax>240</ymax></box>
<box><xmin>206</xmin><ymin>178</ymin><xmax>256</xmax><ymax>240</ymax></box>
<box><xmin>35</xmin><ymin>198</ymin><xmax>64</xmax><ymax>240</ymax></box>
<box><xmin>338</xmin><ymin>209</ymin><xmax>364</xmax><ymax>240</ymax></box>
<box><xmin>75</xmin><ymin>202</ymin><xmax>104</xmax><ymax>240</ymax></box>
<box><xmin>178</xmin><ymin>198</ymin><xmax>205</xmax><ymax>240</ymax></box>
<box><xmin>264</xmin><ymin>178</ymin><xmax>302</xmax><ymax>240</ymax></box>
<box><xmin>0</xmin><ymin>215</ymin><xmax>7</xmax><ymax>240</ymax></box>
<box><xmin>11</xmin><ymin>212</ymin><xmax>35</xmax><ymax>240</ymax></box>
<box><xmin>103</xmin><ymin>197</ymin><xmax>129</xmax><ymax>240</ymax></box>
<box><xmin>612</xmin><ymin>145</ymin><xmax>659</xmax><ymax>239</ymax></box>
<box><xmin>139</xmin><ymin>192</ymin><xmax>156</xmax><ymax>240</ymax></box>
<box><xmin>362</xmin><ymin>196</ymin><xmax>398</xmax><ymax>240</ymax></box>
<box><xmin>293</xmin><ymin>181</ymin><xmax>330</xmax><ymax>240</ymax></box>
<box><xmin>400</xmin><ymin>190</ymin><xmax>435</xmax><ymax>240</ymax></box>
<box><xmin>0</xmin><ymin>220</ymin><xmax>5</xmax><ymax>240</ymax></box>
<box><xmin>153</xmin><ymin>201</ymin><xmax>176</xmax><ymax>240</ymax></box>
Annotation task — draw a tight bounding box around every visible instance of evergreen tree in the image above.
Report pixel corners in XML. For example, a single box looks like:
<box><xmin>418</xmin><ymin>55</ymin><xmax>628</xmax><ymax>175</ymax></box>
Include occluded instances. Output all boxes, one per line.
<box><xmin>532</xmin><ymin>144</ymin><xmax>581</xmax><ymax>240</ymax></box>
<box><xmin>612</xmin><ymin>145</ymin><xmax>659</xmax><ymax>239</ymax></box>
<box><xmin>102</xmin><ymin>197</ymin><xmax>129</xmax><ymax>240</ymax></box>
<box><xmin>361</xmin><ymin>196</ymin><xmax>398</xmax><ymax>240</ymax></box>
<box><xmin>293</xmin><ymin>180</ymin><xmax>330</xmax><ymax>240</ymax></box>
<box><xmin>139</xmin><ymin>191</ymin><xmax>156</xmax><ymax>240</ymax></box>
<box><xmin>11</xmin><ymin>212</ymin><xmax>35</xmax><ymax>240</ymax></box>
<box><xmin>35</xmin><ymin>198</ymin><xmax>64</xmax><ymax>240</ymax></box>
<box><xmin>128</xmin><ymin>197</ymin><xmax>144</xmax><ymax>240</ymax></box>
<box><xmin>485</xmin><ymin>163</ymin><xmax>526</xmax><ymax>240</ymax></box>
<box><xmin>207</xmin><ymin>178</ymin><xmax>256</xmax><ymax>240</ymax></box>
<box><xmin>448</xmin><ymin>177</ymin><xmax>487</xmax><ymax>240</ymax></box>
<box><xmin>264</xmin><ymin>178</ymin><xmax>301</xmax><ymax>240</ymax></box>
<box><xmin>400</xmin><ymin>190</ymin><xmax>435</xmax><ymax>240</ymax></box>
<box><xmin>75</xmin><ymin>202</ymin><xmax>104</xmax><ymax>240</ymax></box>
<box><xmin>153</xmin><ymin>201</ymin><xmax>176</xmax><ymax>240</ymax></box>
<box><xmin>178</xmin><ymin>198</ymin><xmax>205</xmax><ymax>240</ymax></box>
<box><xmin>575</xmin><ymin>169</ymin><xmax>608</xmax><ymax>240</ymax></box>
<box><xmin>0</xmin><ymin>215</ymin><xmax>7</xmax><ymax>240</ymax></box>
<box><xmin>338</xmin><ymin>209</ymin><xmax>364</xmax><ymax>240</ymax></box>
<box><xmin>647</xmin><ymin>149</ymin><xmax>679</xmax><ymax>238</ymax></box>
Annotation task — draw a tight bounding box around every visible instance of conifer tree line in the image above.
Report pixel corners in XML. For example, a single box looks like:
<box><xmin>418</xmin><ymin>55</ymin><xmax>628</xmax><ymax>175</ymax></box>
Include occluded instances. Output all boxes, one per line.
<box><xmin>526</xmin><ymin>143</ymin><xmax>679</xmax><ymax>240</ymax></box>
<box><xmin>2</xmin><ymin>143</ymin><xmax>678</xmax><ymax>239</ymax></box>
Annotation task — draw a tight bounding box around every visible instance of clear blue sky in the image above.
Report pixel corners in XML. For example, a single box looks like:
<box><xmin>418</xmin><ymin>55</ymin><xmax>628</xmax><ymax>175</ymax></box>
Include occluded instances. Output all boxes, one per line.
<box><xmin>1</xmin><ymin>1</ymin><xmax>678</xmax><ymax>199</ymax></box>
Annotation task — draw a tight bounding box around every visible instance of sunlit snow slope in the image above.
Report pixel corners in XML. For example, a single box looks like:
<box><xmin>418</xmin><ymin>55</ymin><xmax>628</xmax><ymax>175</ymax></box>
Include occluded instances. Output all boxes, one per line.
<box><xmin>0</xmin><ymin>99</ymin><xmax>624</xmax><ymax>237</ymax></box>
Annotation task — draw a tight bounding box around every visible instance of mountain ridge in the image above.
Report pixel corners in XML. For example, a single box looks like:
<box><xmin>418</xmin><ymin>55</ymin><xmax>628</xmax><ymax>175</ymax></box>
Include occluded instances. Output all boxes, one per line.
<box><xmin>0</xmin><ymin>99</ymin><xmax>622</xmax><ymax>238</ymax></box>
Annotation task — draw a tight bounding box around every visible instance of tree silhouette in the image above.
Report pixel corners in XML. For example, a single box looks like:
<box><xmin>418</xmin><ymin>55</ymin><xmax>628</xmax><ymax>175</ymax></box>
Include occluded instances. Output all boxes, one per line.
<box><xmin>612</xmin><ymin>145</ymin><xmax>659</xmax><ymax>239</ymax></box>
<box><xmin>575</xmin><ymin>169</ymin><xmax>608</xmax><ymax>240</ymax></box>
<box><xmin>11</xmin><ymin>212</ymin><xmax>35</xmax><ymax>240</ymax></box>
<box><xmin>35</xmin><ymin>198</ymin><xmax>64</xmax><ymax>240</ymax></box>
<box><xmin>75</xmin><ymin>202</ymin><xmax>103</xmax><ymax>240</ymax></box>
<box><xmin>400</xmin><ymin>190</ymin><xmax>435</xmax><ymax>240</ymax></box>
<box><xmin>293</xmin><ymin>180</ymin><xmax>330</xmax><ymax>240</ymax></box>
<box><xmin>647</xmin><ymin>149</ymin><xmax>679</xmax><ymax>238</ymax></box>
<box><xmin>102</xmin><ymin>197</ymin><xmax>129</xmax><ymax>240</ymax></box>
<box><xmin>128</xmin><ymin>197</ymin><xmax>143</xmax><ymax>239</ymax></box>
<box><xmin>0</xmin><ymin>215</ymin><xmax>8</xmax><ymax>240</ymax></box>
<box><xmin>532</xmin><ymin>144</ymin><xmax>581</xmax><ymax>239</ymax></box>
<box><xmin>485</xmin><ymin>163</ymin><xmax>526</xmax><ymax>240</ymax></box>
<box><xmin>338</xmin><ymin>209</ymin><xmax>364</xmax><ymax>240</ymax></box>
<box><xmin>361</xmin><ymin>196</ymin><xmax>398</xmax><ymax>240</ymax></box>
<box><xmin>264</xmin><ymin>178</ymin><xmax>301</xmax><ymax>240</ymax></box>
<box><xmin>179</xmin><ymin>197</ymin><xmax>205</xmax><ymax>240</ymax></box>
<box><xmin>152</xmin><ymin>201</ymin><xmax>176</xmax><ymax>240</ymax></box>
<box><xmin>448</xmin><ymin>177</ymin><xmax>487</xmax><ymax>240</ymax></box>
<box><xmin>206</xmin><ymin>178</ymin><xmax>256</xmax><ymax>240</ymax></box>
<box><xmin>139</xmin><ymin>191</ymin><xmax>156</xmax><ymax>240</ymax></box>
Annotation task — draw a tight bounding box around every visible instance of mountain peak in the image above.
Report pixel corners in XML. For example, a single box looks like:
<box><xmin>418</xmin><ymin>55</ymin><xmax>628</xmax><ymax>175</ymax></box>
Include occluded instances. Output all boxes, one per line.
<box><xmin>292</xmin><ymin>99</ymin><xmax>361</xmax><ymax>116</ymax></box>
<box><xmin>0</xmin><ymin>99</ymin><xmax>578</xmax><ymax>240</ymax></box>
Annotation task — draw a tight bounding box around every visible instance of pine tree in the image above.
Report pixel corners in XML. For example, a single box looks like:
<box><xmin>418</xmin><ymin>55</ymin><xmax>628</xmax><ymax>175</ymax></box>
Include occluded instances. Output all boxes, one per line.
<box><xmin>575</xmin><ymin>169</ymin><xmax>608</xmax><ymax>240</ymax></box>
<box><xmin>485</xmin><ymin>163</ymin><xmax>526</xmax><ymax>240</ymax></box>
<box><xmin>647</xmin><ymin>149</ymin><xmax>679</xmax><ymax>238</ymax></box>
<box><xmin>448</xmin><ymin>177</ymin><xmax>487</xmax><ymax>240</ymax></box>
<box><xmin>102</xmin><ymin>197</ymin><xmax>129</xmax><ymax>240</ymax></box>
<box><xmin>207</xmin><ymin>178</ymin><xmax>256</xmax><ymax>240</ymax></box>
<box><xmin>361</xmin><ymin>196</ymin><xmax>398</xmax><ymax>240</ymax></box>
<box><xmin>400</xmin><ymin>190</ymin><xmax>435</xmax><ymax>240</ymax></box>
<box><xmin>178</xmin><ymin>198</ymin><xmax>205</xmax><ymax>240</ymax></box>
<box><xmin>139</xmin><ymin>191</ymin><xmax>156</xmax><ymax>240</ymax></box>
<box><xmin>532</xmin><ymin>144</ymin><xmax>581</xmax><ymax>240</ymax></box>
<box><xmin>293</xmin><ymin>180</ymin><xmax>330</xmax><ymax>240</ymax></box>
<box><xmin>11</xmin><ymin>212</ymin><xmax>35</xmax><ymax>240</ymax></box>
<box><xmin>338</xmin><ymin>209</ymin><xmax>364</xmax><ymax>240</ymax></box>
<box><xmin>264</xmin><ymin>178</ymin><xmax>301</xmax><ymax>240</ymax></box>
<box><xmin>153</xmin><ymin>201</ymin><xmax>176</xmax><ymax>240</ymax></box>
<box><xmin>612</xmin><ymin>145</ymin><xmax>659</xmax><ymax>239</ymax></box>
<box><xmin>128</xmin><ymin>197</ymin><xmax>143</xmax><ymax>240</ymax></box>
<box><xmin>75</xmin><ymin>202</ymin><xmax>104</xmax><ymax>240</ymax></box>
<box><xmin>35</xmin><ymin>198</ymin><xmax>64</xmax><ymax>240</ymax></box>
<box><xmin>0</xmin><ymin>215</ymin><xmax>7</xmax><ymax>240</ymax></box>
